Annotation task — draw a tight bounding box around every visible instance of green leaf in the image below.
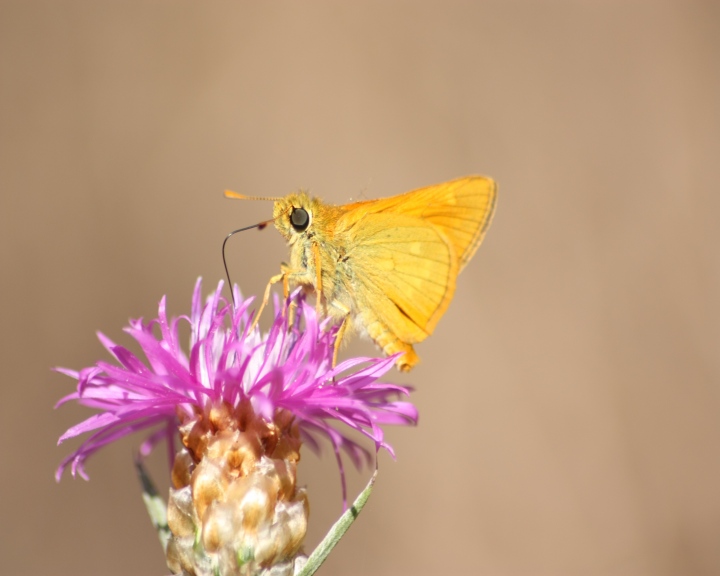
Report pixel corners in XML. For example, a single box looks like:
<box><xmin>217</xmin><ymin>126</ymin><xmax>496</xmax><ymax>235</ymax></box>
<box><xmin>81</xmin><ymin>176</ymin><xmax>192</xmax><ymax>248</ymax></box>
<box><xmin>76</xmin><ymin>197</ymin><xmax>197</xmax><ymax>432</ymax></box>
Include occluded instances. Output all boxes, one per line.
<box><xmin>298</xmin><ymin>470</ymin><xmax>378</xmax><ymax>576</ymax></box>
<box><xmin>135</xmin><ymin>459</ymin><xmax>171</xmax><ymax>553</ymax></box>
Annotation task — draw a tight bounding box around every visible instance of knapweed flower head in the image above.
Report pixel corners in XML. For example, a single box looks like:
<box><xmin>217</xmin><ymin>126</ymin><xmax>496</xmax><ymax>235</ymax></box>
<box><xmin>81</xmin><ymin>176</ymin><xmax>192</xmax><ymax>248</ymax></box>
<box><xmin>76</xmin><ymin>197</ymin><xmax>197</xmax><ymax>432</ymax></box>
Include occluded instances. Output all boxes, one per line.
<box><xmin>56</xmin><ymin>279</ymin><xmax>417</xmax><ymax>576</ymax></box>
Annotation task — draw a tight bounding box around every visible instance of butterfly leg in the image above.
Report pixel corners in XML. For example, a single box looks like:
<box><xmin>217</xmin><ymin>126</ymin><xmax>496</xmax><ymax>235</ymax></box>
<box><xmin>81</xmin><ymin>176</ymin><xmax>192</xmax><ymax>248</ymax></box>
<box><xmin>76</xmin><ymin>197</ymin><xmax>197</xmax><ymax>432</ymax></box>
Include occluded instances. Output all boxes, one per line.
<box><xmin>279</xmin><ymin>264</ymin><xmax>292</xmax><ymax>298</ymax></box>
<box><xmin>278</xmin><ymin>263</ymin><xmax>297</xmax><ymax>325</ymax></box>
<box><xmin>311</xmin><ymin>242</ymin><xmax>325</xmax><ymax>316</ymax></box>
<box><xmin>249</xmin><ymin>271</ymin><xmax>286</xmax><ymax>332</ymax></box>
<box><xmin>332</xmin><ymin>312</ymin><xmax>351</xmax><ymax>368</ymax></box>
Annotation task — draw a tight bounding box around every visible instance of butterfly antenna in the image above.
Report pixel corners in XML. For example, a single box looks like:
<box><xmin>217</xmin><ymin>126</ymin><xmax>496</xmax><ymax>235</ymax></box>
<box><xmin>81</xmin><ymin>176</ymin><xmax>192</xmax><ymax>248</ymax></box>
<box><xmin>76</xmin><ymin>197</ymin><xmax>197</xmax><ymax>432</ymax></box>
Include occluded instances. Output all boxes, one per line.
<box><xmin>222</xmin><ymin>220</ymin><xmax>273</xmax><ymax>306</ymax></box>
<box><xmin>224</xmin><ymin>190</ymin><xmax>283</xmax><ymax>202</ymax></box>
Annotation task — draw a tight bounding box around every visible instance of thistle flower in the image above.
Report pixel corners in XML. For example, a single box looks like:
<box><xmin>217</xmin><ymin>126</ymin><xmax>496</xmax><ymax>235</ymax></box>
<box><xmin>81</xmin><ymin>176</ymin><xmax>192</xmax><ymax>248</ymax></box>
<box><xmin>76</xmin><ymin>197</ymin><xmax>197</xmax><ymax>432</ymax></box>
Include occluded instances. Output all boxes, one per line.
<box><xmin>56</xmin><ymin>279</ymin><xmax>417</xmax><ymax>576</ymax></box>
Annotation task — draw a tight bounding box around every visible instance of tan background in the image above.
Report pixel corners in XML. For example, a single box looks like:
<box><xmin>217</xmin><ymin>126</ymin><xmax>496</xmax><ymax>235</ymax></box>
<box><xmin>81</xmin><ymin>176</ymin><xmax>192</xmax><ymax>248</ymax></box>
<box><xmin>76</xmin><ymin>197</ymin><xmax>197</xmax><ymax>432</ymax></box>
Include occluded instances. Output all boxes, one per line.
<box><xmin>2</xmin><ymin>1</ymin><xmax>720</xmax><ymax>575</ymax></box>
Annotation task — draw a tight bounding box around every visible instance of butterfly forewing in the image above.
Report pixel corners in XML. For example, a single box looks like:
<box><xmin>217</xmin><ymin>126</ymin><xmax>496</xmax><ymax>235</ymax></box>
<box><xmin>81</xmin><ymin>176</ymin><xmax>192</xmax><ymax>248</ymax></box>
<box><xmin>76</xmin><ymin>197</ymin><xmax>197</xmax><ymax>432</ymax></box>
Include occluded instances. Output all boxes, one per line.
<box><xmin>419</xmin><ymin>176</ymin><xmax>496</xmax><ymax>270</ymax></box>
<box><xmin>342</xmin><ymin>175</ymin><xmax>496</xmax><ymax>273</ymax></box>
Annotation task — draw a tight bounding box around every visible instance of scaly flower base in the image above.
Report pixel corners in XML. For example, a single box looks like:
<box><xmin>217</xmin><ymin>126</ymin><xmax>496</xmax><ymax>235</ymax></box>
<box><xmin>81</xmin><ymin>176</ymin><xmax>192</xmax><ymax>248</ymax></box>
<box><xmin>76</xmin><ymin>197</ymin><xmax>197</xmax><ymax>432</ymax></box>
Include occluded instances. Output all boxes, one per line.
<box><xmin>167</xmin><ymin>401</ymin><xmax>308</xmax><ymax>576</ymax></box>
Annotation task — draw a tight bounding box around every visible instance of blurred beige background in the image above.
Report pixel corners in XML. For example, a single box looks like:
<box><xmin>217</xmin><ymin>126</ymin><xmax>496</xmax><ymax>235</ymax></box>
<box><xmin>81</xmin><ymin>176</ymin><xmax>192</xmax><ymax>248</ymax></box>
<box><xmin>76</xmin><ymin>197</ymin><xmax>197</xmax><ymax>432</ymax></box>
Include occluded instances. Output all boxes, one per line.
<box><xmin>2</xmin><ymin>1</ymin><xmax>719</xmax><ymax>575</ymax></box>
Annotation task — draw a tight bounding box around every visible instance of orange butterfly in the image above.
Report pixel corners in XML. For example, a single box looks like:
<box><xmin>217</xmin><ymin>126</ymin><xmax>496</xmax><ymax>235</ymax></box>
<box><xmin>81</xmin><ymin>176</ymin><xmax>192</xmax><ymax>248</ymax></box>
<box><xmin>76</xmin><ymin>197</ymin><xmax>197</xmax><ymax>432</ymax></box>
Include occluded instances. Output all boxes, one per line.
<box><xmin>226</xmin><ymin>175</ymin><xmax>497</xmax><ymax>371</ymax></box>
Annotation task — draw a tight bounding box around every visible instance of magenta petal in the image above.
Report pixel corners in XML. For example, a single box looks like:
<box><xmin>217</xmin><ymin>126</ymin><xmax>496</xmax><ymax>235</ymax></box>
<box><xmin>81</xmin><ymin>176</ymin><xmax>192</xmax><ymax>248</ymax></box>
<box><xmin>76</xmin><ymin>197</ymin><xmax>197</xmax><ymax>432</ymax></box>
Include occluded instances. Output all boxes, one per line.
<box><xmin>55</xmin><ymin>278</ymin><xmax>418</xmax><ymax>494</ymax></box>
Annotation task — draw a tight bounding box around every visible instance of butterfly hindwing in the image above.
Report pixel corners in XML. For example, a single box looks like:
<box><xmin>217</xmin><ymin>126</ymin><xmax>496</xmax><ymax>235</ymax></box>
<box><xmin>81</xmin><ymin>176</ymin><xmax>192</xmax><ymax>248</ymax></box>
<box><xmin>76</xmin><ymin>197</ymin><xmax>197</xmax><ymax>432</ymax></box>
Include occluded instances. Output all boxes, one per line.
<box><xmin>337</xmin><ymin>211</ymin><xmax>458</xmax><ymax>341</ymax></box>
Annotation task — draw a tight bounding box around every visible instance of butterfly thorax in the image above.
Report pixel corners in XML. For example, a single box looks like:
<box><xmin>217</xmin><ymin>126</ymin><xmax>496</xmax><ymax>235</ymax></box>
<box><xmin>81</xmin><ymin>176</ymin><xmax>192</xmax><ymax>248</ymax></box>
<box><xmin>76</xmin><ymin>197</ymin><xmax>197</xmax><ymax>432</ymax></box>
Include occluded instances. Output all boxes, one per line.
<box><xmin>272</xmin><ymin>192</ymin><xmax>351</xmax><ymax>318</ymax></box>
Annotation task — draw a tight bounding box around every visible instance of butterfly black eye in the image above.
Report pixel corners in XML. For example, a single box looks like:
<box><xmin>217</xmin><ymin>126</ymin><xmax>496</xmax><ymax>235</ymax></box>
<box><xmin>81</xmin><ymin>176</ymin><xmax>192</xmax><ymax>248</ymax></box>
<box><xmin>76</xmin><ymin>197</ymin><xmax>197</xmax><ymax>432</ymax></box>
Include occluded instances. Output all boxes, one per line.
<box><xmin>290</xmin><ymin>207</ymin><xmax>310</xmax><ymax>232</ymax></box>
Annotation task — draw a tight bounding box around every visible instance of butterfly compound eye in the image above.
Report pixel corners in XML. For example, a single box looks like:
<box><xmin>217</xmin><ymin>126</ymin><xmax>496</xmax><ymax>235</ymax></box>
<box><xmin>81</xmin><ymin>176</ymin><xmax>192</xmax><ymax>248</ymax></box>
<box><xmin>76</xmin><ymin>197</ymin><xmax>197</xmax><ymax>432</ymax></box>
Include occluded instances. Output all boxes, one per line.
<box><xmin>290</xmin><ymin>207</ymin><xmax>310</xmax><ymax>232</ymax></box>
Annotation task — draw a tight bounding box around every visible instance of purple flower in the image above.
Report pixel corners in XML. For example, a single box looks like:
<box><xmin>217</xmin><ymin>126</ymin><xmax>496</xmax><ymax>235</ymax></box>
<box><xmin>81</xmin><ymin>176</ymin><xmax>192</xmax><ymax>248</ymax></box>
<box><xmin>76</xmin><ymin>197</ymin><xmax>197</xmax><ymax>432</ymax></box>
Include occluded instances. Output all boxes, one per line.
<box><xmin>56</xmin><ymin>279</ymin><xmax>418</xmax><ymax>495</ymax></box>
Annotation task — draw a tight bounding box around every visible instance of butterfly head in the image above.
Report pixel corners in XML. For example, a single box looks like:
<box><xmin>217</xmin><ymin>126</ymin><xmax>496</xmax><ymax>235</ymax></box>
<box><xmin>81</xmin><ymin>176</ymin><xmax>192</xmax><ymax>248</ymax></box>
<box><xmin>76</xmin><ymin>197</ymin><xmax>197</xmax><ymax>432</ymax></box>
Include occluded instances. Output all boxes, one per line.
<box><xmin>273</xmin><ymin>192</ymin><xmax>322</xmax><ymax>243</ymax></box>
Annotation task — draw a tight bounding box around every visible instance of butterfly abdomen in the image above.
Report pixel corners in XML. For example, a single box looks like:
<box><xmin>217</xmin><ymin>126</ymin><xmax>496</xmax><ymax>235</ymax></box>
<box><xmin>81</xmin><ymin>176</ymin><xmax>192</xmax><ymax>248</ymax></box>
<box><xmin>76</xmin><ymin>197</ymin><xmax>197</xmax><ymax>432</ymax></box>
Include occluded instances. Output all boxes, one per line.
<box><xmin>356</xmin><ymin>307</ymin><xmax>420</xmax><ymax>372</ymax></box>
